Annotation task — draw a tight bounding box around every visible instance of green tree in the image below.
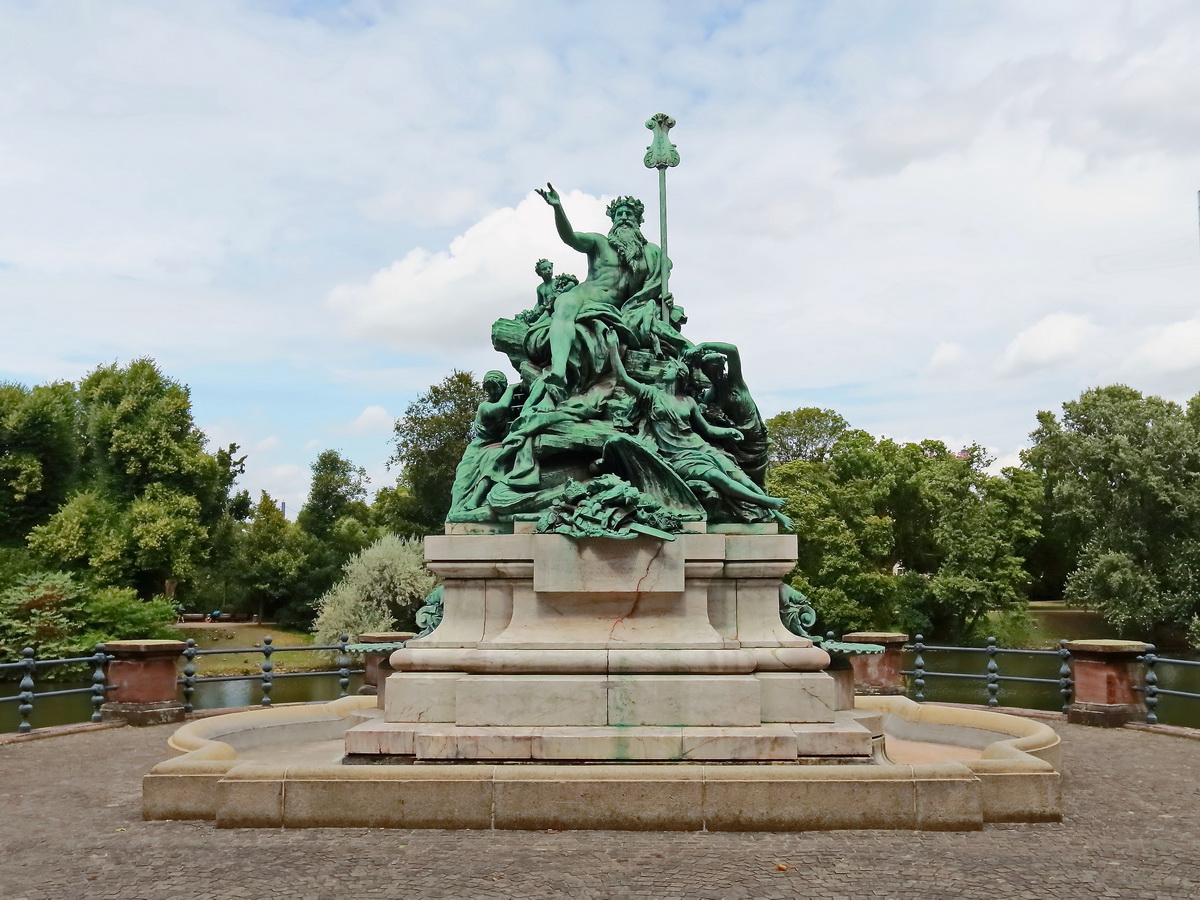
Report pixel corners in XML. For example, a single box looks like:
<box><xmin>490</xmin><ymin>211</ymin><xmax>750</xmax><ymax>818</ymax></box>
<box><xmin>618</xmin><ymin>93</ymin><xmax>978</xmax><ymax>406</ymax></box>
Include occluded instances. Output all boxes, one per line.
<box><xmin>1024</xmin><ymin>385</ymin><xmax>1200</xmax><ymax>638</ymax></box>
<box><xmin>76</xmin><ymin>359</ymin><xmax>225</xmax><ymax>514</ymax></box>
<box><xmin>389</xmin><ymin>370</ymin><xmax>482</xmax><ymax>531</ymax></box>
<box><xmin>767</xmin><ymin>423</ymin><xmax>1039</xmax><ymax>642</ymax></box>
<box><xmin>233</xmin><ymin>491</ymin><xmax>315</xmax><ymax>624</ymax></box>
<box><xmin>297</xmin><ymin>450</ymin><xmax>369</xmax><ymax>538</ymax></box>
<box><xmin>371</xmin><ymin>482</ymin><xmax>426</xmax><ymax>536</ymax></box>
<box><xmin>27</xmin><ymin>490</ymin><xmax>130</xmax><ymax>586</ymax></box>
<box><xmin>0</xmin><ymin>570</ymin><xmax>176</xmax><ymax>663</ymax></box>
<box><xmin>766</xmin><ymin>407</ymin><xmax>848</xmax><ymax>466</ymax></box>
<box><xmin>24</xmin><ymin>360</ymin><xmax>241</xmax><ymax>599</ymax></box>
<box><xmin>0</xmin><ymin>381</ymin><xmax>79</xmax><ymax>543</ymax></box>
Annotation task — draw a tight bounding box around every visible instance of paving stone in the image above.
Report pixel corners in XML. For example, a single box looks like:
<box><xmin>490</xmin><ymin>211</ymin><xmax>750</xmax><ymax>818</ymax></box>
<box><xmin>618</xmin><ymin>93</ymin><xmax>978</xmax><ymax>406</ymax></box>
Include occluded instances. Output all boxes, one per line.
<box><xmin>0</xmin><ymin>721</ymin><xmax>1198</xmax><ymax>898</ymax></box>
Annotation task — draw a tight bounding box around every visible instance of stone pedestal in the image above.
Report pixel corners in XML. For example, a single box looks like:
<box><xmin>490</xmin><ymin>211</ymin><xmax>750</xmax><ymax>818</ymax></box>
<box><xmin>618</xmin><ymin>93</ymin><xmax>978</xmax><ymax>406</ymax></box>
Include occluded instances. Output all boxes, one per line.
<box><xmin>346</xmin><ymin>532</ymin><xmax>877</xmax><ymax>762</ymax></box>
<box><xmin>357</xmin><ymin>632</ymin><xmax>416</xmax><ymax>700</ymax></box>
<box><xmin>100</xmin><ymin>639</ymin><xmax>187</xmax><ymax>726</ymax></box>
<box><xmin>843</xmin><ymin>632</ymin><xmax>909</xmax><ymax>695</ymax></box>
<box><xmin>1066</xmin><ymin>640</ymin><xmax>1150</xmax><ymax>727</ymax></box>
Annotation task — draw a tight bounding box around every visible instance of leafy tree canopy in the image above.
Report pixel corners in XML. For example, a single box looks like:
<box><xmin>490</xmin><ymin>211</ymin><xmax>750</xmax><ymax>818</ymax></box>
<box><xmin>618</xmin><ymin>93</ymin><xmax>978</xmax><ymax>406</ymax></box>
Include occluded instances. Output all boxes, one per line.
<box><xmin>297</xmin><ymin>449</ymin><xmax>369</xmax><ymax>538</ymax></box>
<box><xmin>767</xmin><ymin>425</ymin><xmax>1039</xmax><ymax>642</ymax></box>
<box><xmin>0</xmin><ymin>381</ymin><xmax>79</xmax><ymax>543</ymax></box>
<box><xmin>23</xmin><ymin>360</ymin><xmax>244</xmax><ymax>598</ymax></box>
<box><xmin>389</xmin><ymin>370</ymin><xmax>482</xmax><ymax>531</ymax></box>
<box><xmin>1024</xmin><ymin>384</ymin><xmax>1200</xmax><ymax>637</ymax></box>
<box><xmin>766</xmin><ymin>407</ymin><xmax>848</xmax><ymax>466</ymax></box>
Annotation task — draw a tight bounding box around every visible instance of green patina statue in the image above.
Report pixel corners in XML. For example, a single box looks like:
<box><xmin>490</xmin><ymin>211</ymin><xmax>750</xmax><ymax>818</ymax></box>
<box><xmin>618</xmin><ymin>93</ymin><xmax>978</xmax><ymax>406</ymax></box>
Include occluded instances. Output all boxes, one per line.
<box><xmin>447</xmin><ymin>115</ymin><xmax>789</xmax><ymax>534</ymax></box>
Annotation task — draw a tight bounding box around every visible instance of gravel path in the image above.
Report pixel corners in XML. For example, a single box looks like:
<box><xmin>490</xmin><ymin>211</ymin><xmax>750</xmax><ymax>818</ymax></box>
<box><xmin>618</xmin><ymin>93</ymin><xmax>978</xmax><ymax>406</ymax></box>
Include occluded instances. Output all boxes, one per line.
<box><xmin>0</xmin><ymin>719</ymin><xmax>1198</xmax><ymax>899</ymax></box>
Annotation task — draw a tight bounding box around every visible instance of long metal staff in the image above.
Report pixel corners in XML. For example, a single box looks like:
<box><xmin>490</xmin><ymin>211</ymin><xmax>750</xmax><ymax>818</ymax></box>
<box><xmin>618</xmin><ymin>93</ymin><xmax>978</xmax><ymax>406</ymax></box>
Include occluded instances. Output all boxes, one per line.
<box><xmin>644</xmin><ymin>113</ymin><xmax>680</xmax><ymax>322</ymax></box>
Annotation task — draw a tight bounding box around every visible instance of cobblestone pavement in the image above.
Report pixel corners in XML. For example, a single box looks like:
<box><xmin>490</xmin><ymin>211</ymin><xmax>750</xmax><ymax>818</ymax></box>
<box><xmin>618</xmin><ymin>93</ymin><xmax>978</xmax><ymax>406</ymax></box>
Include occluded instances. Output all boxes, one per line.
<box><xmin>0</xmin><ymin>720</ymin><xmax>1198</xmax><ymax>900</ymax></box>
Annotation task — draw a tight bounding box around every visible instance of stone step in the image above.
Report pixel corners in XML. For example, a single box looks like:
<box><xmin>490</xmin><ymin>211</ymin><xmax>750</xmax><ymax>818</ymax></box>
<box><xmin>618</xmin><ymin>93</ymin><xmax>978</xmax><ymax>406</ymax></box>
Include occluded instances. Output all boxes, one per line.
<box><xmin>344</xmin><ymin>715</ymin><xmax>873</xmax><ymax>761</ymax></box>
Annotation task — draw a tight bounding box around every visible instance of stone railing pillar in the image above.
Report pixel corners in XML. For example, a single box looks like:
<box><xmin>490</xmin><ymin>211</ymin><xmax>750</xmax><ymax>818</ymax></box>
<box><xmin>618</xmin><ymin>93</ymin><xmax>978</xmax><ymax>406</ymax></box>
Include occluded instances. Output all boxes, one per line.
<box><xmin>358</xmin><ymin>632</ymin><xmax>416</xmax><ymax>704</ymax></box>
<box><xmin>1065</xmin><ymin>639</ymin><xmax>1150</xmax><ymax>727</ymax></box>
<box><xmin>100</xmin><ymin>639</ymin><xmax>187</xmax><ymax>726</ymax></box>
<box><xmin>841</xmin><ymin>632</ymin><xmax>909</xmax><ymax>695</ymax></box>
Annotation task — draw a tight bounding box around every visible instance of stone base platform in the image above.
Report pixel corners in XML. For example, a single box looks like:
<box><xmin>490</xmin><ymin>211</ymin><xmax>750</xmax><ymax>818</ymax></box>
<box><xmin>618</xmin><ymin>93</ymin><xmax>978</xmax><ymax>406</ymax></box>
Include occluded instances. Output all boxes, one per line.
<box><xmin>344</xmin><ymin>708</ymin><xmax>882</xmax><ymax>761</ymax></box>
<box><xmin>142</xmin><ymin>696</ymin><xmax>1064</xmax><ymax>830</ymax></box>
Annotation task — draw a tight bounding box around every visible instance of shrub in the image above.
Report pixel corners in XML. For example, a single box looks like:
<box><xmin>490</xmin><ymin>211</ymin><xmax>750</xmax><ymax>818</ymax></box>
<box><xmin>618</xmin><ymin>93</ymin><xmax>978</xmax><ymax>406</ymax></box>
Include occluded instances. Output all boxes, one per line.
<box><xmin>0</xmin><ymin>570</ymin><xmax>177</xmax><ymax>664</ymax></box>
<box><xmin>311</xmin><ymin>534</ymin><xmax>437</xmax><ymax>645</ymax></box>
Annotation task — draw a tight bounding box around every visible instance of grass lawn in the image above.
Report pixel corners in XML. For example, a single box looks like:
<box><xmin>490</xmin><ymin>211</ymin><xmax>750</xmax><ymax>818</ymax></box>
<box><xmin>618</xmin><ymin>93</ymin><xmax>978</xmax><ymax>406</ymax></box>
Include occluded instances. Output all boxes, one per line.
<box><xmin>171</xmin><ymin>624</ymin><xmax>341</xmax><ymax>675</ymax></box>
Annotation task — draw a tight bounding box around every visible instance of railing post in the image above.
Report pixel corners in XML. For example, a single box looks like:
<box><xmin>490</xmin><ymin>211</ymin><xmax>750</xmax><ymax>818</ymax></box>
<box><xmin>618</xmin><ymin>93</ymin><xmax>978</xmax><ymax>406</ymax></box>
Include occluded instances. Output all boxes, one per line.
<box><xmin>1058</xmin><ymin>639</ymin><xmax>1073</xmax><ymax>712</ymax></box>
<box><xmin>1143</xmin><ymin>644</ymin><xmax>1159</xmax><ymax>725</ymax></box>
<box><xmin>90</xmin><ymin>645</ymin><xmax>108</xmax><ymax>723</ymax></box>
<box><xmin>181</xmin><ymin>638</ymin><xmax>198</xmax><ymax>714</ymax></box>
<box><xmin>260</xmin><ymin>636</ymin><xmax>274</xmax><ymax>707</ymax></box>
<box><xmin>985</xmin><ymin>637</ymin><xmax>999</xmax><ymax>707</ymax></box>
<box><xmin>100</xmin><ymin>640</ymin><xmax>188</xmax><ymax>726</ymax></box>
<box><xmin>17</xmin><ymin>647</ymin><xmax>35</xmax><ymax>734</ymax></box>
<box><xmin>912</xmin><ymin>635</ymin><xmax>925</xmax><ymax>702</ymax></box>
<box><xmin>841</xmin><ymin>632</ymin><xmax>908</xmax><ymax>694</ymax></box>
<box><xmin>338</xmin><ymin>635</ymin><xmax>350</xmax><ymax>698</ymax></box>
<box><xmin>1065</xmin><ymin>639</ymin><xmax>1150</xmax><ymax>727</ymax></box>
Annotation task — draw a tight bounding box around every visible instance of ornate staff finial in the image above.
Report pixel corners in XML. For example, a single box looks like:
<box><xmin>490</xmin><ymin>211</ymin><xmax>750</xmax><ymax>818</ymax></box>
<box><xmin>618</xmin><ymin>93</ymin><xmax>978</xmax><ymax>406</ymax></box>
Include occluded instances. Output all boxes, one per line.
<box><xmin>644</xmin><ymin>114</ymin><xmax>680</xmax><ymax>169</ymax></box>
<box><xmin>643</xmin><ymin>114</ymin><xmax>679</xmax><ymax>319</ymax></box>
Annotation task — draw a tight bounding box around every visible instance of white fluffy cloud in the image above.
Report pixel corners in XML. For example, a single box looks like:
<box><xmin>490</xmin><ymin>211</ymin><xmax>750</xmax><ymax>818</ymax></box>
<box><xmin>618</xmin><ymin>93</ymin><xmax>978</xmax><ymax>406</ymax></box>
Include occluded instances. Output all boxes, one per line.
<box><xmin>4</xmin><ymin>0</ymin><xmax>1200</xmax><ymax>505</ymax></box>
<box><xmin>347</xmin><ymin>405</ymin><xmax>394</xmax><ymax>434</ymax></box>
<box><xmin>924</xmin><ymin>342</ymin><xmax>970</xmax><ymax>377</ymax></box>
<box><xmin>999</xmin><ymin>315</ymin><xmax>1099</xmax><ymax>377</ymax></box>
<box><xmin>1133</xmin><ymin>320</ymin><xmax>1200</xmax><ymax>374</ymax></box>
<box><xmin>329</xmin><ymin>191</ymin><xmax>607</xmax><ymax>360</ymax></box>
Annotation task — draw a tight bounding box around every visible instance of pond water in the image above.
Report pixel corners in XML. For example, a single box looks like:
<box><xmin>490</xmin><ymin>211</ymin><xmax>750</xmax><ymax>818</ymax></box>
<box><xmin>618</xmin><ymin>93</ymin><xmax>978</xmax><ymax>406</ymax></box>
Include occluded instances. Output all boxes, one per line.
<box><xmin>0</xmin><ymin>673</ymin><xmax>363</xmax><ymax>734</ymax></box>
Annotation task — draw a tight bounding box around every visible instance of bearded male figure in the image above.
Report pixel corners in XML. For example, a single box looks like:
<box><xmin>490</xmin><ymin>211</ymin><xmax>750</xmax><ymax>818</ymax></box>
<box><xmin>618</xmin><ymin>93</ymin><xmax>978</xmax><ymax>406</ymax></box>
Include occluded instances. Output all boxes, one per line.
<box><xmin>533</xmin><ymin>184</ymin><xmax>671</xmax><ymax>394</ymax></box>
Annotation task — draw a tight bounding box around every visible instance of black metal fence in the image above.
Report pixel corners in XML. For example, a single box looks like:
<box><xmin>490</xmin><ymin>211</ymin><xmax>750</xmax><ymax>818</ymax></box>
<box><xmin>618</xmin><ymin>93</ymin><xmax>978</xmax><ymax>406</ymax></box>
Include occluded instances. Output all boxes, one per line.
<box><xmin>6</xmin><ymin>633</ymin><xmax>1200</xmax><ymax>734</ymax></box>
<box><xmin>0</xmin><ymin>647</ymin><xmax>111</xmax><ymax>733</ymax></box>
<box><xmin>904</xmin><ymin>635</ymin><xmax>1200</xmax><ymax>727</ymax></box>
<box><xmin>906</xmin><ymin>636</ymin><xmax>1074</xmax><ymax>710</ymax></box>
<box><xmin>178</xmin><ymin>635</ymin><xmax>358</xmax><ymax>713</ymax></box>
<box><xmin>0</xmin><ymin>636</ymin><xmax>362</xmax><ymax>735</ymax></box>
<box><xmin>1140</xmin><ymin>648</ymin><xmax>1200</xmax><ymax>726</ymax></box>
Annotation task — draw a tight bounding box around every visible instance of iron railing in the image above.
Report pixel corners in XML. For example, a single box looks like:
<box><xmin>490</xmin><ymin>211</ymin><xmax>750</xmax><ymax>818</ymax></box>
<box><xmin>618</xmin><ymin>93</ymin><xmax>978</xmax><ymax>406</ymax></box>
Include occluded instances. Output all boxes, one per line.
<box><xmin>1138</xmin><ymin>646</ymin><xmax>1200</xmax><ymax>726</ymax></box>
<box><xmin>0</xmin><ymin>647</ymin><xmax>112</xmax><ymax>734</ymax></box>
<box><xmin>905</xmin><ymin>635</ymin><xmax>1075</xmax><ymax>710</ymax></box>
<box><xmin>905</xmin><ymin>635</ymin><xmax>1200</xmax><ymax>727</ymax></box>
<box><xmin>178</xmin><ymin>635</ymin><xmax>360</xmax><ymax>712</ymax></box>
<box><xmin>0</xmin><ymin>636</ymin><xmax>366</xmax><ymax>734</ymax></box>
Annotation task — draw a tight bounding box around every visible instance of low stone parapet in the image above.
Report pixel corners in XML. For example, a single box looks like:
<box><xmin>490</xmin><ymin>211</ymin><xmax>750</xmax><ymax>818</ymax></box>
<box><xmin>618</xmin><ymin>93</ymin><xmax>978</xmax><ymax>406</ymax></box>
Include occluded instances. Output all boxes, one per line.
<box><xmin>1065</xmin><ymin>639</ymin><xmax>1150</xmax><ymax>727</ymax></box>
<box><xmin>101</xmin><ymin>639</ymin><xmax>187</xmax><ymax>726</ymax></box>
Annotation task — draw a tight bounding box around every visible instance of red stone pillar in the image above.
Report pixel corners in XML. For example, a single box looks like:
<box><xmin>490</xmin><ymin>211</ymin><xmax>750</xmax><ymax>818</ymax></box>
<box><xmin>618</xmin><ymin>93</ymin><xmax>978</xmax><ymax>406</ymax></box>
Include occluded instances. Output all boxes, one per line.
<box><xmin>841</xmin><ymin>632</ymin><xmax>909</xmax><ymax>695</ymax></box>
<box><xmin>100</xmin><ymin>640</ymin><xmax>187</xmax><ymax>726</ymax></box>
<box><xmin>1065</xmin><ymin>639</ymin><xmax>1150</xmax><ymax>727</ymax></box>
<box><xmin>358</xmin><ymin>632</ymin><xmax>416</xmax><ymax>704</ymax></box>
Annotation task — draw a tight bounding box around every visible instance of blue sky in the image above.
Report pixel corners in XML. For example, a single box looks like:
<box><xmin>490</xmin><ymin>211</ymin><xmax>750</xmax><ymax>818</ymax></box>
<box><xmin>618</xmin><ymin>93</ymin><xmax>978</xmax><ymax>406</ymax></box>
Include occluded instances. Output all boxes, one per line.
<box><xmin>4</xmin><ymin>0</ymin><xmax>1200</xmax><ymax>511</ymax></box>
